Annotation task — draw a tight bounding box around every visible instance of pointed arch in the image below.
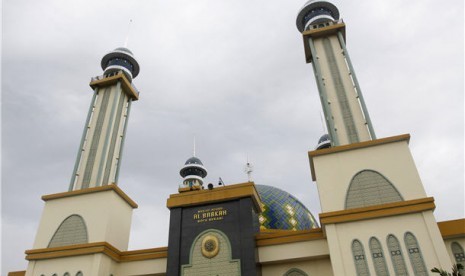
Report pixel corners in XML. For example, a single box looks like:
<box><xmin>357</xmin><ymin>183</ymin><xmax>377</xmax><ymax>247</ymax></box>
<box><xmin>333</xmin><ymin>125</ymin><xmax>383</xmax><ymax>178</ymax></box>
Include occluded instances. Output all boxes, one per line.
<box><xmin>352</xmin><ymin>239</ymin><xmax>371</xmax><ymax>276</ymax></box>
<box><xmin>345</xmin><ymin>170</ymin><xmax>403</xmax><ymax>209</ymax></box>
<box><xmin>369</xmin><ymin>237</ymin><xmax>389</xmax><ymax>276</ymax></box>
<box><xmin>386</xmin><ymin>234</ymin><xmax>409</xmax><ymax>275</ymax></box>
<box><xmin>404</xmin><ymin>232</ymin><xmax>428</xmax><ymax>276</ymax></box>
<box><xmin>48</xmin><ymin>214</ymin><xmax>88</xmax><ymax>248</ymax></box>
<box><xmin>181</xmin><ymin>229</ymin><xmax>240</xmax><ymax>275</ymax></box>
<box><xmin>284</xmin><ymin>268</ymin><xmax>309</xmax><ymax>276</ymax></box>
<box><xmin>451</xmin><ymin>242</ymin><xmax>465</xmax><ymax>268</ymax></box>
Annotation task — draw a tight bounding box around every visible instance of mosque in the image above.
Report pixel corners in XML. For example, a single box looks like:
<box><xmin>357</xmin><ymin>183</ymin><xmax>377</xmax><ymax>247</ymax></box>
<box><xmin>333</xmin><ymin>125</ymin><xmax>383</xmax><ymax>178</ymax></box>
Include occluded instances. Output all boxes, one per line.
<box><xmin>9</xmin><ymin>0</ymin><xmax>465</xmax><ymax>275</ymax></box>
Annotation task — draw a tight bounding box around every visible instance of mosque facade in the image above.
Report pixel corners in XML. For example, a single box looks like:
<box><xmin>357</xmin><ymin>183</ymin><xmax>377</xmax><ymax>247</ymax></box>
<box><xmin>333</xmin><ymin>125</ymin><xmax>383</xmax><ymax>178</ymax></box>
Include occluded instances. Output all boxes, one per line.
<box><xmin>9</xmin><ymin>1</ymin><xmax>465</xmax><ymax>275</ymax></box>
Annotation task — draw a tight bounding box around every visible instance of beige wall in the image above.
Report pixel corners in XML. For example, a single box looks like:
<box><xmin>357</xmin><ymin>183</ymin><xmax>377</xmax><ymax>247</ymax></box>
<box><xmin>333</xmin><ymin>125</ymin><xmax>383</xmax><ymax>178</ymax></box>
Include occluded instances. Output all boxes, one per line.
<box><xmin>33</xmin><ymin>189</ymin><xmax>133</xmax><ymax>251</ymax></box>
<box><xmin>261</xmin><ymin>258</ymin><xmax>333</xmax><ymax>276</ymax></box>
<box><xmin>258</xmin><ymin>239</ymin><xmax>329</xmax><ymax>264</ymax></box>
<box><xmin>25</xmin><ymin>254</ymin><xmax>113</xmax><ymax>276</ymax></box>
<box><xmin>325</xmin><ymin>212</ymin><xmax>452</xmax><ymax>276</ymax></box>
<box><xmin>443</xmin><ymin>237</ymin><xmax>465</xmax><ymax>265</ymax></box>
<box><xmin>313</xmin><ymin>139</ymin><xmax>426</xmax><ymax>212</ymax></box>
<box><xmin>118</xmin><ymin>258</ymin><xmax>167</xmax><ymax>276</ymax></box>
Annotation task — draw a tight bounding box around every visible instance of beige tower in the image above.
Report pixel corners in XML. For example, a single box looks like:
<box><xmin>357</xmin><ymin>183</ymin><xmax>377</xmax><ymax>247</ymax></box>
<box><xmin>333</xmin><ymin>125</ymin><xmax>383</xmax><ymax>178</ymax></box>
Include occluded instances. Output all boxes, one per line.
<box><xmin>297</xmin><ymin>1</ymin><xmax>452</xmax><ymax>275</ymax></box>
<box><xmin>23</xmin><ymin>47</ymin><xmax>140</xmax><ymax>276</ymax></box>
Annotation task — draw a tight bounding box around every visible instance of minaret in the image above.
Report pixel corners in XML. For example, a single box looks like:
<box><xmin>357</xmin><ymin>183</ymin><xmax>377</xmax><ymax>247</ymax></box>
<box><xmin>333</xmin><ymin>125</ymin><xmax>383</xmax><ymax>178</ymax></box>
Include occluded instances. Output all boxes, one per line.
<box><xmin>24</xmin><ymin>48</ymin><xmax>141</xmax><ymax>275</ymax></box>
<box><xmin>69</xmin><ymin>47</ymin><xmax>140</xmax><ymax>190</ymax></box>
<box><xmin>296</xmin><ymin>0</ymin><xmax>375</xmax><ymax>146</ymax></box>
<box><xmin>298</xmin><ymin>1</ymin><xmax>452</xmax><ymax>275</ymax></box>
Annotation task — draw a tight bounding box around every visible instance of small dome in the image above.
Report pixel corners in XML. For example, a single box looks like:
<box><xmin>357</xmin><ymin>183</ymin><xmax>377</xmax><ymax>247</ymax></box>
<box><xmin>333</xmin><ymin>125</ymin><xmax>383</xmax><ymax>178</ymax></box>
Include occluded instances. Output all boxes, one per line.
<box><xmin>316</xmin><ymin>134</ymin><xmax>331</xmax><ymax>150</ymax></box>
<box><xmin>101</xmin><ymin>47</ymin><xmax>140</xmax><ymax>80</ymax></box>
<box><xmin>114</xmin><ymin>47</ymin><xmax>134</xmax><ymax>56</ymax></box>
<box><xmin>255</xmin><ymin>185</ymin><xmax>319</xmax><ymax>230</ymax></box>
<box><xmin>180</xmin><ymin>156</ymin><xmax>207</xmax><ymax>178</ymax></box>
<box><xmin>296</xmin><ymin>0</ymin><xmax>340</xmax><ymax>32</ymax></box>
<box><xmin>185</xmin><ymin>156</ymin><xmax>204</xmax><ymax>166</ymax></box>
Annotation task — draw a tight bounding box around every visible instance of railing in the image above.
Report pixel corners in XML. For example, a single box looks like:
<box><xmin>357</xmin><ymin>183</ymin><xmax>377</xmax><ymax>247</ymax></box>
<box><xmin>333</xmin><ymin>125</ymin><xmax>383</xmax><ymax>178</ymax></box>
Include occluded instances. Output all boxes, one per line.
<box><xmin>90</xmin><ymin>72</ymin><xmax>140</xmax><ymax>96</ymax></box>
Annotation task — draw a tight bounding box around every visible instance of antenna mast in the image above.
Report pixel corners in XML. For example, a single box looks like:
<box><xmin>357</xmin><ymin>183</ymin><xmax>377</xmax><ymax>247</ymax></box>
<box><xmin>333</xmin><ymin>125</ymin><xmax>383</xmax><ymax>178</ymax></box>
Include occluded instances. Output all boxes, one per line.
<box><xmin>244</xmin><ymin>155</ymin><xmax>254</xmax><ymax>182</ymax></box>
<box><xmin>124</xmin><ymin>19</ymin><xmax>133</xmax><ymax>48</ymax></box>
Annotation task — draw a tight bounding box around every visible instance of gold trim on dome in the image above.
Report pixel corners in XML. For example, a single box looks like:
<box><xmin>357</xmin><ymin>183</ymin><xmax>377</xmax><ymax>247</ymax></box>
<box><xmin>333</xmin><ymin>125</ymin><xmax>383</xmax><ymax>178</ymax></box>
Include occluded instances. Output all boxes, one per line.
<box><xmin>201</xmin><ymin>235</ymin><xmax>220</xmax><ymax>258</ymax></box>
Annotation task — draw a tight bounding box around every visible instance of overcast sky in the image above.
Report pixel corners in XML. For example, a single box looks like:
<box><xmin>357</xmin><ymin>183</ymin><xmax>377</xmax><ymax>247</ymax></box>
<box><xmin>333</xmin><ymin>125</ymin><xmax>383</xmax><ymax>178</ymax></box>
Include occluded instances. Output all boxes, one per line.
<box><xmin>2</xmin><ymin>0</ymin><xmax>464</xmax><ymax>273</ymax></box>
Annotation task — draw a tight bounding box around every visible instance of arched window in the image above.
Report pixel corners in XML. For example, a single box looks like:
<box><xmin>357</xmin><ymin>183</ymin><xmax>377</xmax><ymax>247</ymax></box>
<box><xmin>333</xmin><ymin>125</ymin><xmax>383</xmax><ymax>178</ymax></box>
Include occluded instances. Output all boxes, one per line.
<box><xmin>369</xmin><ymin>237</ymin><xmax>389</xmax><ymax>276</ymax></box>
<box><xmin>284</xmin><ymin>268</ymin><xmax>308</xmax><ymax>276</ymax></box>
<box><xmin>76</xmin><ymin>272</ymin><xmax>83</xmax><ymax>276</ymax></box>
<box><xmin>48</xmin><ymin>215</ymin><xmax>88</xmax><ymax>248</ymax></box>
<box><xmin>451</xmin><ymin>242</ymin><xmax>465</xmax><ymax>268</ymax></box>
<box><xmin>352</xmin><ymin>239</ymin><xmax>371</xmax><ymax>276</ymax></box>
<box><xmin>386</xmin><ymin>234</ymin><xmax>409</xmax><ymax>275</ymax></box>
<box><xmin>64</xmin><ymin>273</ymin><xmax>70</xmax><ymax>276</ymax></box>
<box><xmin>404</xmin><ymin>232</ymin><xmax>428</xmax><ymax>276</ymax></box>
<box><xmin>345</xmin><ymin>170</ymin><xmax>403</xmax><ymax>209</ymax></box>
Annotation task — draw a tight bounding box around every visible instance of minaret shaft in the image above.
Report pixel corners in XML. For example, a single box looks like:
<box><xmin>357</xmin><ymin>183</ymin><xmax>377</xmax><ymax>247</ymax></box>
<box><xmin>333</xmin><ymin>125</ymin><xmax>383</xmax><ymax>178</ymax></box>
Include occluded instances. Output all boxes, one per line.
<box><xmin>70</xmin><ymin>80</ymin><xmax>130</xmax><ymax>190</ymax></box>
<box><xmin>307</xmin><ymin>28</ymin><xmax>375</xmax><ymax>146</ymax></box>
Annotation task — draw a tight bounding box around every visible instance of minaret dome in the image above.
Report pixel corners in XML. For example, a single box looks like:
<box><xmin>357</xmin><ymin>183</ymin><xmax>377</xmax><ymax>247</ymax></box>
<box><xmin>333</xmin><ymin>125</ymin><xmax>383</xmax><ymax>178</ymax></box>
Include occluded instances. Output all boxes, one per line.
<box><xmin>296</xmin><ymin>0</ymin><xmax>340</xmax><ymax>32</ymax></box>
<box><xmin>101</xmin><ymin>47</ymin><xmax>140</xmax><ymax>82</ymax></box>
<box><xmin>179</xmin><ymin>156</ymin><xmax>208</xmax><ymax>191</ymax></box>
<box><xmin>316</xmin><ymin>133</ymin><xmax>331</xmax><ymax>150</ymax></box>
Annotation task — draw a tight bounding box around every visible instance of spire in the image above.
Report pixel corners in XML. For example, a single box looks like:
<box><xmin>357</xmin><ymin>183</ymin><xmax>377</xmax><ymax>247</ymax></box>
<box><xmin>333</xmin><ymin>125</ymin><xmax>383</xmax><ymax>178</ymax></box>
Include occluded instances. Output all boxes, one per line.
<box><xmin>193</xmin><ymin>135</ymin><xmax>196</xmax><ymax>157</ymax></box>
<box><xmin>124</xmin><ymin>19</ymin><xmax>133</xmax><ymax>48</ymax></box>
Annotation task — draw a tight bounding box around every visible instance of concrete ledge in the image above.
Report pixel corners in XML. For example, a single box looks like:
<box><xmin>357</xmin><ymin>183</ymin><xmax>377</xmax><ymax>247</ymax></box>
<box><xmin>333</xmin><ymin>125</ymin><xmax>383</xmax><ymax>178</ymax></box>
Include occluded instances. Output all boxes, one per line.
<box><xmin>319</xmin><ymin>197</ymin><xmax>435</xmax><ymax>225</ymax></box>
<box><xmin>438</xmin><ymin>219</ymin><xmax>465</xmax><ymax>239</ymax></box>
<box><xmin>42</xmin><ymin>184</ymin><xmax>138</xmax><ymax>209</ymax></box>
<box><xmin>25</xmin><ymin>242</ymin><xmax>167</xmax><ymax>263</ymax></box>
<box><xmin>166</xmin><ymin>182</ymin><xmax>263</xmax><ymax>212</ymax></box>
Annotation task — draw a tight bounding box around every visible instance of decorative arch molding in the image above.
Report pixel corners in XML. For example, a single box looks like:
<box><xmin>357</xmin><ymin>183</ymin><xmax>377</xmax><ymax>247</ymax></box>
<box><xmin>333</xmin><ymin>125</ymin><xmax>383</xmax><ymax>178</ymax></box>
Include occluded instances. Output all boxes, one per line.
<box><xmin>404</xmin><ymin>232</ymin><xmax>428</xmax><ymax>276</ymax></box>
<box><xmin>369</xmin><ymin>237</ymin><xmax>389</xmax><ymax>276</ymax></box>
<box><xmin>181</xmin><ymin>229</ymin><xmax>240</xmax><ymax>276</ymax></box>
<box><xmin>451</xmin><ymin>242</ymin><xmax>465</xmax><ymax>267</ymax></box>
<box><xmin>386</xmin><ymin>234</ymin><xmax>409</xmax><ymax>275</ymax></box>
<box><xmin>48</xmin><ymin>214</ymin><xmax>88</xmax><ymax>248</ymax></box>
<box><xmin>284</xmin><ymin>267</ymin><xmax>309</xmax><ymax>276</ymax></box>
<box><xmin>345</xmin><ymin>169</ymin><xmax>403</xmax><ymax>209</ymax></box>
<box><xmin>351</xmin><ymin>239</ymin><xmax>371</xmax><ymax>276</ymax></box>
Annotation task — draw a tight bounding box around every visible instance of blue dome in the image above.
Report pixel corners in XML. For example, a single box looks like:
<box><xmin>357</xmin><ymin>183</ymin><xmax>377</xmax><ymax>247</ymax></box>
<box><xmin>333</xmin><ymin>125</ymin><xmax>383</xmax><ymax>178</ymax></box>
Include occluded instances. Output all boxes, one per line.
<box><xmin>255</xmin><ymin>185</ymin><xmax>319</xmax><ymax>231</ymax></box>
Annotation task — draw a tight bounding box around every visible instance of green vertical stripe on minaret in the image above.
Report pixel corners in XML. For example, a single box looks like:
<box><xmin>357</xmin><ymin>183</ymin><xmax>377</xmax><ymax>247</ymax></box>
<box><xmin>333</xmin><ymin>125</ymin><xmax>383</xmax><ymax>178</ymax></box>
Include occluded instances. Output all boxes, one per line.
<box><xmin>307</xmin><ymin>37</ymin><xmax>339</xmax><ymax>146</ymax></box>
<box><xmin>81</xmin><ymin>88</ymin><xmax>111</xmax><ymax>188</ymax></box>
<box><xmin>337</xmin><ymin>31</ymin><xmax>376</xmax><ymax>140</ymax></box>
<box><xmin>114</xmin><ymin>99</ymin><xmax>132</xmax><ymax>184</ymax></box>
<box><xmin>69</xmin><ymin>88</ymin><xmax>98</xmax><ymax>191</ymax></box>
<box><xmin>323</xmin><ymin>37</ymin><xmax>359</xmax><ymax>144</ymax></box>
<box><xmin>95</xmin><ymin>81</ymin><xmax>122</xmax><ymax>186</ymax></box>
<box><xmin>102</xmin><ymin>91</ymin><xmax>126</xmax><ymax>185</ymax></box>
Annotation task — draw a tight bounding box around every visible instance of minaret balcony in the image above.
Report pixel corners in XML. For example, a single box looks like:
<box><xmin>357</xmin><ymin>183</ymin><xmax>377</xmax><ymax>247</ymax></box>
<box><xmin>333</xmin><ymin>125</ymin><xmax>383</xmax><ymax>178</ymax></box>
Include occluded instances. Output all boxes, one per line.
<box><xmin>90</xmin><ymin>71</ymin><xmax>139</xmax><ymax>100</ymax></box>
